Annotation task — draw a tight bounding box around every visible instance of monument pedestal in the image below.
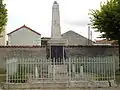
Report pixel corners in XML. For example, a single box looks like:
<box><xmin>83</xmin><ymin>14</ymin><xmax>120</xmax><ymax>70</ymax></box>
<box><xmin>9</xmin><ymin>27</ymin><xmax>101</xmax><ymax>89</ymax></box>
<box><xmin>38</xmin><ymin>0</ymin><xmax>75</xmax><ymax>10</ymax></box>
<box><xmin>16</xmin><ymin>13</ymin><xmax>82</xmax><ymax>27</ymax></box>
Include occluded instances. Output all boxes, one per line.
<box><xmin>48</xmin><ymin>65</ymin><xmax>68</xmax><ymax>81</ymax></box>
<box><xmin>48</xmin><ymin>38</ymin><xmax>67</xmax><ymax>60</ymax></box>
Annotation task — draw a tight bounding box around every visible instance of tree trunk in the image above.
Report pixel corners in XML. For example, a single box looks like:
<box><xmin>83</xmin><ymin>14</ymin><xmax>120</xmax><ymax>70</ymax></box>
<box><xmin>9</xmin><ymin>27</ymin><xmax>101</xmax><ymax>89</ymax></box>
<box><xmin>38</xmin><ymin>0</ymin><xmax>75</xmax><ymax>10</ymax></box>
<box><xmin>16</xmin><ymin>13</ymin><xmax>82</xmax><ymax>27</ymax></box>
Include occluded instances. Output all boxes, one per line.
<box><xmin>118</xmin><ymin>39</ymin><xmax>120</xmax><ymax>71</ymax></box>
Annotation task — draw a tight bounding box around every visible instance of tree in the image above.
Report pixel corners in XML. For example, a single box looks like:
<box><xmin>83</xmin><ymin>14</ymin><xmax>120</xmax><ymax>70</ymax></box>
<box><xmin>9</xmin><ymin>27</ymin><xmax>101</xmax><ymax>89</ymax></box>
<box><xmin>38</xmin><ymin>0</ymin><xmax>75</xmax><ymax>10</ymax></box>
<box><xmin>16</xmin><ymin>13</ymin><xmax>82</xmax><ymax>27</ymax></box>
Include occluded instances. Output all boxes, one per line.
<box><xmin>89</xmin><ymin>0</ymin><xmax>120</xmax><ymax>71</ymax></box>
<box><xmin>0</xmin><ymin>0</ymin><xmax>7</xmax><ymax>34</ymax></box>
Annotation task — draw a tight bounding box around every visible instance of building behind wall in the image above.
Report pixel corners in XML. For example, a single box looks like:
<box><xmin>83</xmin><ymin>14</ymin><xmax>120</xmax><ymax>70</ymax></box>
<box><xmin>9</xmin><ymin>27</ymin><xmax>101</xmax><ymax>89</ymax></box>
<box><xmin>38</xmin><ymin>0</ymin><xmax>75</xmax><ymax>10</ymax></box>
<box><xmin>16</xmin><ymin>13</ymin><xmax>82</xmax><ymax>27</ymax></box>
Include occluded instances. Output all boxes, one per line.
<box><xmin>7</xmin><ymin>25</ymin><xmax>41</xmax><ymax>46</ymax></box>
<box><xmin>41</xmin><ymin>30</ymin><xmax>94</xmax><ymax>46</ymax></box>
<box><xmin>62</xmin><ymin>30</ymin><xmax>94</xmax><ymax>45</ymax></box>
<box><xmin>94</xmin><ymin>39</ymin><xmax>118</xmax><ymax>46</ymax></box>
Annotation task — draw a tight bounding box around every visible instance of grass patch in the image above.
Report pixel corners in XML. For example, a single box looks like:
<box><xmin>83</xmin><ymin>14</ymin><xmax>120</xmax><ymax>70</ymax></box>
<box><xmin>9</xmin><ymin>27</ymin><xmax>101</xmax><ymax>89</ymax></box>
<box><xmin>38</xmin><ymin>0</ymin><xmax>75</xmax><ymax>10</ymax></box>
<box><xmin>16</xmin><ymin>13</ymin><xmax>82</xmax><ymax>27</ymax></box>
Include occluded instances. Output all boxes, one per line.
<box><xmin>0</xmin><ymin>74</ymin><xmax>6</xmax><ymax>82</ymax></box>
<box><xmin>115</xmin><ymin>70</ymin><xmax>120</xmax><ymax>84</ymax></box>
<box><xmin>0</xmin><ymin>69</ymin><xmax>6</xmax><ymax>82</ymax></box>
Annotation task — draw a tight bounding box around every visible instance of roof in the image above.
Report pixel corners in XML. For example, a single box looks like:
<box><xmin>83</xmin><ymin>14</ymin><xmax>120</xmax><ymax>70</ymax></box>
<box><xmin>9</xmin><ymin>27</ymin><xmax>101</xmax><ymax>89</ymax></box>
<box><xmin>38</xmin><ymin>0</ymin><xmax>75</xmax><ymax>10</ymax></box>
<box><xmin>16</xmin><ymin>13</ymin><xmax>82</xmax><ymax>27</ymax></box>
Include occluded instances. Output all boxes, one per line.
<box><xmin>41</xmin><ymin>37</ymin><xmax>51</xmax><ymax>41</ymax></box>
<box><xmin>41</xmin><ymin>37</ymin><xmax>51</xmax><ymax>39</ymax></box>
<box><xmin>62</xmin><ymin>30</ymin><xmax>94</xmax><ymax>42</ymax></box>
<box><xmin>62</xmin><ymin>30</ymin><xmax>85</xmax><ymax>38</ymax></box>
<box><xmin>95</xmin><ymin>39</ymin><xmax>115</xmax><ymax>44</ymax></box>
<box><xmin>7</xmin><ymin>25</ymin><xmax>41</xmax><ymax>35</ymax></box>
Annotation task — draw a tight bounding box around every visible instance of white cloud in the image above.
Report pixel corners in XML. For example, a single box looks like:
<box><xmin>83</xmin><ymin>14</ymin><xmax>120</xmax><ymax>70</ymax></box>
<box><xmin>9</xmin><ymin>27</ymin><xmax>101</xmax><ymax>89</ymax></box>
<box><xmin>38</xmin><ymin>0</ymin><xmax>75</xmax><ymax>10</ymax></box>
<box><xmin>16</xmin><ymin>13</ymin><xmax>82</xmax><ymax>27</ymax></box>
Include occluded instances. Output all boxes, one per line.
<box><xmin>4</xmin><ymin>0</ymin><xmax>106</xmax><ymax>40</ymax></box>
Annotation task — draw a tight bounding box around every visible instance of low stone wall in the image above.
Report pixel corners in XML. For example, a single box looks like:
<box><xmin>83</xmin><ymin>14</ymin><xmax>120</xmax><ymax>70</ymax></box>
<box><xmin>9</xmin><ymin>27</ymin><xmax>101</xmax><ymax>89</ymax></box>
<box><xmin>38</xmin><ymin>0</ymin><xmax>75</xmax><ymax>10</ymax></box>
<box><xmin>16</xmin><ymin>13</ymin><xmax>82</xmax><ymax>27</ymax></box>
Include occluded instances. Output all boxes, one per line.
<box><xmin>3</xmin><ymin>80</ymin><xmax>117</xmax><ymax>89</ymax></box>
<box><xmin>0</xmin><ymin>46</ymin><xmax>46</xmax><ymax>70</ymax></box>
<box><xmin>65</xmin><ymin>45</ymin><xmax>119</xmax><ymax>57</ymax></box>
<box><xmin>65</xmin><ymin>45</ymin><xmax>119</xmax><ymax>70</ymax></box>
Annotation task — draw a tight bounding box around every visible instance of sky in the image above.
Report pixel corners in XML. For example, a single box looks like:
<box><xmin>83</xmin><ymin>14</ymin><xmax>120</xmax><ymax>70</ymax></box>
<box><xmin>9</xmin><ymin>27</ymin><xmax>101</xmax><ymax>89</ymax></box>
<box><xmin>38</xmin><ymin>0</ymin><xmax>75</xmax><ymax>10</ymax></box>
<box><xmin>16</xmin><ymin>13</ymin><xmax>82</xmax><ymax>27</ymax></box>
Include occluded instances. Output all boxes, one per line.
<box><xmin>4</xmin><ymin>0</ymin><xmax>106</xmax><ymax>41</ymax></box>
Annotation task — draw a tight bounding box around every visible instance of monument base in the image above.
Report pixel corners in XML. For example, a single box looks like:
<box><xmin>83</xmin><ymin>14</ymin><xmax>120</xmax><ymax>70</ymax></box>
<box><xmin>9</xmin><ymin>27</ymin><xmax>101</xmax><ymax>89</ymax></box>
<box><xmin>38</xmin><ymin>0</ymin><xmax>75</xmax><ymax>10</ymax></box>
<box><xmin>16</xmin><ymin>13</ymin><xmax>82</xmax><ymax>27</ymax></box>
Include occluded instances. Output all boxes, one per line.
<box><xmin>48</xmin><ymin>65</ymin><xmax>68</xmax><ymax>81</ymax></box>
<box><xmin>48</xmin><ymin>38</ymin><xmax>67</xmax><ymax>60</ymax></box>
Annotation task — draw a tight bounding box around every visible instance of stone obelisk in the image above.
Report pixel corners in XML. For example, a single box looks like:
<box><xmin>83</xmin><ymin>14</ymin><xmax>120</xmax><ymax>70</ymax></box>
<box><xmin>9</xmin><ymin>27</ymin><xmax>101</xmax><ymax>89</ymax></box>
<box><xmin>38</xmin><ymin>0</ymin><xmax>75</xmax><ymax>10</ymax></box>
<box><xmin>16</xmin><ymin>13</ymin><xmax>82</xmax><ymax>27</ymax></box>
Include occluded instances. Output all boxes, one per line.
<box><xmin>51</xmin><ymin>1</ymin><xmax>61</xmax><ymax>39</ymax></box>
<box><xmin>48</xmin><ymin>1</ymin><xmax>66</xmax><ymax>45</ymax></box>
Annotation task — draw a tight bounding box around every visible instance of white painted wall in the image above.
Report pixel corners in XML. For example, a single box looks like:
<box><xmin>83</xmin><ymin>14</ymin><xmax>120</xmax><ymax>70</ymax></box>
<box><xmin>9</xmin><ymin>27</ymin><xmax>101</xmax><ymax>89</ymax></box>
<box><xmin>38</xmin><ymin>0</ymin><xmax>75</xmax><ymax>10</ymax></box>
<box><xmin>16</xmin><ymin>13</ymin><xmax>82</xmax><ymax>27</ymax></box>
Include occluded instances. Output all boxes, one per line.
<box><xmin>8</xmin><ymin>27</ymin><xmax>41</xmax><ymax>45</ymax></box>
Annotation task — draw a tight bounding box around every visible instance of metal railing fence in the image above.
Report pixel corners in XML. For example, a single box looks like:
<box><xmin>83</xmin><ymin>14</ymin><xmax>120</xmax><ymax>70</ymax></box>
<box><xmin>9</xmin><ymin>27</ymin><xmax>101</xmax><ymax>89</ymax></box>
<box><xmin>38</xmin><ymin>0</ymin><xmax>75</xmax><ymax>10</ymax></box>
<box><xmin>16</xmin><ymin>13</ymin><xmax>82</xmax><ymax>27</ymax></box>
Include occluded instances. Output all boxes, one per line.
<box><xmin>5</xmin><ymin>56</ymin><xmax>116</xmax><ymax>84</ymax></box>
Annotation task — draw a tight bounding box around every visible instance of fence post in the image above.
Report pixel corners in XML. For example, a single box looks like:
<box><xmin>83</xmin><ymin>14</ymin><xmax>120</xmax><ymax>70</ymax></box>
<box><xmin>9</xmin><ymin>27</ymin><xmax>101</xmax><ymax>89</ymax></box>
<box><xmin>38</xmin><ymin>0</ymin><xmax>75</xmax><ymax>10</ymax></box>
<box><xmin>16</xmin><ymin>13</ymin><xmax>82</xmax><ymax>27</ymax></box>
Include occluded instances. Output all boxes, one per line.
<box><xmin>69</xmin><ymin>58</ymin><xmax>71</xmax><ymax>82</ymax></box>
<box><xmin>6</xmin><ymin>59</ymin><xmax>8</xmax><ymax>84</ymax></box>
<box><xmin>113</xmin><ymin>56</ymin><xmax>116</xmax><ymax>81</ymax></box>
<box><xmin>53</xmin><ymin>58</ymin><xmax>55</xmax><ymax>82</ymax></box>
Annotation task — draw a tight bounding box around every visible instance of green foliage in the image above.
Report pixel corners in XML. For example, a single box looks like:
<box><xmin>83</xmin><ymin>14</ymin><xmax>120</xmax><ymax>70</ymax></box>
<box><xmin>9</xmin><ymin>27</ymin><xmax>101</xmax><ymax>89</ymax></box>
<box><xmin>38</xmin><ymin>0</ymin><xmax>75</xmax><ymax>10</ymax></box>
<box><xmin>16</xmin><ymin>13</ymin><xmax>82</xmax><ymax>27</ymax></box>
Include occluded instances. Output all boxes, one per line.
<box><xmin>0</xmin><ymin>0</ymin><xmax>7</xmax><ymax>34</ymax></box>
<box><xmin>89</xmin><ymin>0</ymin><xmax>120</xmax><ymax>71</ymax></box>
<box><xmin>89</xmin><ymin>0</ymin><xmax>120</xmax><ymax>41</ymax></box>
